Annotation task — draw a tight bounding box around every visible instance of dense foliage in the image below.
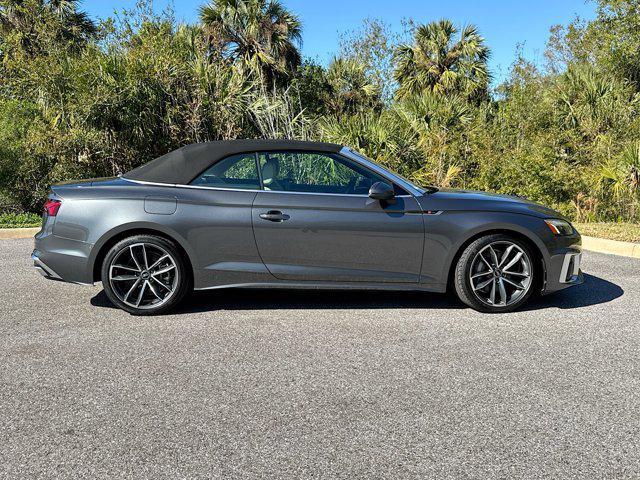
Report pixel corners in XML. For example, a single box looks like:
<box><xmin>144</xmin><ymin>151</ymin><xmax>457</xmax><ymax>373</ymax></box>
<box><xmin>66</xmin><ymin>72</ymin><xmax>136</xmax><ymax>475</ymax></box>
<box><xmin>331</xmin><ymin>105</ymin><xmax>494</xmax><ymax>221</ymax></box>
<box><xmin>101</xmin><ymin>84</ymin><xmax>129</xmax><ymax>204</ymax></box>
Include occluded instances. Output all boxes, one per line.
<box><xmin>1</xmin><ymin>0</ymin><xmax>639</xmax><ymax>222</ymax></box>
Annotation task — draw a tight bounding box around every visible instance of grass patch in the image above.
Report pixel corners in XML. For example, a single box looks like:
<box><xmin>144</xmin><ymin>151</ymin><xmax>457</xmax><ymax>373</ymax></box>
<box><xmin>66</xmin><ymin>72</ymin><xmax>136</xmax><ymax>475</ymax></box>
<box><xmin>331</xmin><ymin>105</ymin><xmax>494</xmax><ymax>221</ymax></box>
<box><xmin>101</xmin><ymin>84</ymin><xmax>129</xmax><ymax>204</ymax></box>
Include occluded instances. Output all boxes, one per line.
<box><xmin>0</xmin><ymin>212</ymin><xmax>41</xmax><ymax>229</ymax></box>
<box><xmin>574</xmin><ymin>222</ymin><xmax>640</xmax><ymax>243</ymax></box>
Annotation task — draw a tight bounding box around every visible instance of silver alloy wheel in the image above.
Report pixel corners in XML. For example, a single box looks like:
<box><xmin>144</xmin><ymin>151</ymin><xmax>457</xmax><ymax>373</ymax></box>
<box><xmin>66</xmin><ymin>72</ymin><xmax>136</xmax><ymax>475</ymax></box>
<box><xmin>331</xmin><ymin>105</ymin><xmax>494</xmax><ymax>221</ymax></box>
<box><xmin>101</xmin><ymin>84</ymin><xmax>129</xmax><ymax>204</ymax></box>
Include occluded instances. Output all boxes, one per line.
<box><xmin>469</xmin><ymin>241</ymin><xmax>532</xmax><ymax>308</ymax></box>
<box><xmin>108</xmin><ymin>242</ymin><xmax>179</xmax><ymax>310</ymax></box>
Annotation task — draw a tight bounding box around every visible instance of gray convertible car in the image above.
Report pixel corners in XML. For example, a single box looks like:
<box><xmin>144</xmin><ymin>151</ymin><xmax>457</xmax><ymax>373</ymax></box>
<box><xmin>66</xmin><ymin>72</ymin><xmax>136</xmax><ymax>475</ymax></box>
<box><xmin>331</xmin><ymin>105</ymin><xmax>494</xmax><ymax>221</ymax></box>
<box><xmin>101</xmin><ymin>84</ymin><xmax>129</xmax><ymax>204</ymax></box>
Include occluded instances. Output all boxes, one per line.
<box><xmin>32</xmin><ymin>139</ymin><xmax>583</xmax><ymax>315</ymax></box>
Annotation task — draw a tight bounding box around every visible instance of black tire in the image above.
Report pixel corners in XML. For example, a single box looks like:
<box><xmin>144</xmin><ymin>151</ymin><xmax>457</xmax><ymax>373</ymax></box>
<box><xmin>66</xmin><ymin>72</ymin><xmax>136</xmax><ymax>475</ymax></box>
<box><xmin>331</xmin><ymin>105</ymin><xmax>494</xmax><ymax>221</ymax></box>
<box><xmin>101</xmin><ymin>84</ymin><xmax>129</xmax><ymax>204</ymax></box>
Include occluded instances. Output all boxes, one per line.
<box><xmin>454</xmin><ymin>234</ymin><xmax>537</xmax><ymax>313</ymax></box>
<box><xmin>101</xmin><ymin>235</ymin><xmax>192</xmax><ymax>315</ymax></box>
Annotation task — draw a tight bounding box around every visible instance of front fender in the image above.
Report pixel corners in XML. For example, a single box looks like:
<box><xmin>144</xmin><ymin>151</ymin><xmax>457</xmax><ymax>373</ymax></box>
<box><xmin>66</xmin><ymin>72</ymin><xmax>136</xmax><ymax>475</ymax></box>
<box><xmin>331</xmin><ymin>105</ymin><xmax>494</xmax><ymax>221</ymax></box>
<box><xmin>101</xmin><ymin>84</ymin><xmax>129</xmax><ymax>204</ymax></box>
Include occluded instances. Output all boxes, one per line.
<box><xmin>420</xmin><ymin>211</ymin><xmax>552</xmax><ymax>288</ymax></box>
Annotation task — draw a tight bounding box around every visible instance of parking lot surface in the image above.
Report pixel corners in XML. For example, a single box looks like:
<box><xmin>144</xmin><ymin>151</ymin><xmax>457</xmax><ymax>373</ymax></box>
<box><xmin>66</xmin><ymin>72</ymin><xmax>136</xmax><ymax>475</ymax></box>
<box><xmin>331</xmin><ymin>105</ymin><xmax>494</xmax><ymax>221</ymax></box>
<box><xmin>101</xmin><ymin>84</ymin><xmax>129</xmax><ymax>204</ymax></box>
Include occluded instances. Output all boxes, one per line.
<box><xmin>1</xmin><ymin>238</ymin><xmax>639</xmax><ymax>479</ymax></box>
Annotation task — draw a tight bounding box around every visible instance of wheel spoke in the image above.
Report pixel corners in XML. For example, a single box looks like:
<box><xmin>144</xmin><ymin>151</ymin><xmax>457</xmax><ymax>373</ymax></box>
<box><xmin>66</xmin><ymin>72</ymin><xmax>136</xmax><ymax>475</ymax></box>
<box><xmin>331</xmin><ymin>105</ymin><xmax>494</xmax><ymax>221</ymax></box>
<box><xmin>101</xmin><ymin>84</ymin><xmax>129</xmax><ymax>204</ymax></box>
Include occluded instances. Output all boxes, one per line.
<box><xmin>503</xmin><ymin>270</ymin><xmax>529</xmax><ymax>278</ymax></box>
<box><xmin>146</xmin><ymin>280</ymin><xmax>162</xmax><ymax>300</ymax></box>
<box><xmin>499</xmin><ymin>245</ymin><xmax>515</xmax><ymax>268</ymax></box>
<box><xmin>151</xmin><ymin>276</ymin><xmax>172</xmax><ymax>292</ymax></box>
<box><xmin>490</xmin><ymin>279</ymin><xmax>496</xmax><ymax>304</ymax></box>
<box><xmin>479</xmin><ymin>252</ymin><xmax>493</xmax><ymax>269</ymax></box>
<box><xmin>148</xmin><ymin>254</ymin><xmax>169</xmax><ymax>271</ymax></box>
<box><xmin>112</xmin><ymin>275</ymin><xmax>139</xmax><ymax>281</ymax></box>
<box><xmin>135</xmin><ymin>281</ymin><xmax>147</xmax><ymax>307</ymax></box>
<box><xmin>152</xmin><ymin>265</ymin><xmax>175</xmax><ymax>276</ymax></box>
<box><xmin>112</xmin><ymin>264</ymin><xmax>140</xmax><ymax>273</ymax></box>
<box><xmin>474</xmin><ymin>277</ymin><xmax>494</xmax><ymax>290</ymax></box>
<box><xmin>502</xmin><ymin>277</ymin><xmax>525</xmax><ymax>290</ymax></box>
<box><xmin>471</xmin><ymin>270</ymin><xmax>492</xmax><ymax>280</ymax></box>
<box><xmin>129</xmin><ymin>246</ymin><xmax>142</xmax><ymax>271</ymax></box>
<box><xmin>142</xmin><ymin>244</ymin><xmax>149</xmax><ymax>269</ymax></box>
<box><xmin>123</xmin><ymin>278</ymin><xmax>141</xmax><ymax>302</ymax></box>
<box><xmin>498</xmin><ymin>278</ymin><xmax>507</xmax><ymax>305</ymax></box>
<box><xmin>502</xmin><ymin>251</ymin><xmax>523</xmax><ymax>273</ymax></box>
<box><xmin>488</xmin><ymin>245</ymin><xmax>499</xmax><ymax>267</ymax></box>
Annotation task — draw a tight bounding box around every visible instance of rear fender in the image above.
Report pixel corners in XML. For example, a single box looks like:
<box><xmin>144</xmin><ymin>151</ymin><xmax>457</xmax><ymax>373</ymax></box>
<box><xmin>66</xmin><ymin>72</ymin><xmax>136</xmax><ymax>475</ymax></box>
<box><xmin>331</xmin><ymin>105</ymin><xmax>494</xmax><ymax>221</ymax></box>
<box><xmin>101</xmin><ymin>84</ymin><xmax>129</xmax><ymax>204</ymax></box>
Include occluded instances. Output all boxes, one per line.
<box><xmin>88</xmin><ymin>221</ymin><xmax>198</xmax><ymax>281</ymax></box>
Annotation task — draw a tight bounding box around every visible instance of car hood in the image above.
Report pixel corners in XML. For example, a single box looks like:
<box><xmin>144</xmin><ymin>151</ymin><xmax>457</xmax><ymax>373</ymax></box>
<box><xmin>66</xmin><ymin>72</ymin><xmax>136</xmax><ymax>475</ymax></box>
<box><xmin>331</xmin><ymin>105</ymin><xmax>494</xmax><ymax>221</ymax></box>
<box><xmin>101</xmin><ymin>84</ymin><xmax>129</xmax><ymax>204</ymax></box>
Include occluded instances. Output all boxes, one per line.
<box><xmin>417</xmin><ymin>188</ymin><xmax>566</xmax><ymax>219</ymax></box>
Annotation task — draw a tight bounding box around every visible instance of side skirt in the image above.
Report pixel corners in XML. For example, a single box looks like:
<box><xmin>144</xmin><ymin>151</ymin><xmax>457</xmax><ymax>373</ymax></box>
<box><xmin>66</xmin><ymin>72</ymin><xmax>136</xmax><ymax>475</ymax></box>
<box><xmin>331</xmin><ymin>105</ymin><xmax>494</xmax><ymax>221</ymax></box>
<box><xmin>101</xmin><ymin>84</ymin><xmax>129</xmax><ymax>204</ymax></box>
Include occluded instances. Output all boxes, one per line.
<box><xmin>194</xmin><ymin>281</ymin><xmax>447</xmax><ymax>293</ymax></box>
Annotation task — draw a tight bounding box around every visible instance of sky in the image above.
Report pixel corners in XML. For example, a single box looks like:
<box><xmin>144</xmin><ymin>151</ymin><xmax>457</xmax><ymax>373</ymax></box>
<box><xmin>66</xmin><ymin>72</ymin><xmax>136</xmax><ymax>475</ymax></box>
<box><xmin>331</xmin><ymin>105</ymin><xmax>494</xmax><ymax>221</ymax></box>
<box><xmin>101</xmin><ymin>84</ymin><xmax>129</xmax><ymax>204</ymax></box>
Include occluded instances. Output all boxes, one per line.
<box><xmin>82</xmin><ymin>0</ymin><xmax>597</xmax><ymax>83</ymax></box>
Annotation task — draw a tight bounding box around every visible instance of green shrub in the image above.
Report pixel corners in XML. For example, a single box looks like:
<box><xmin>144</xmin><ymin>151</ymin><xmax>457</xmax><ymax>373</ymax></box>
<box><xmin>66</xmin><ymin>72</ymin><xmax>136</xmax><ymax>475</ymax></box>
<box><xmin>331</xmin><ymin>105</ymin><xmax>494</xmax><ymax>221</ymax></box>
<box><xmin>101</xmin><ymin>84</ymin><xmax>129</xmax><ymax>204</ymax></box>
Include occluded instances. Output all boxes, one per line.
<box><xmin>0</xmin><ymin>0</ymin><xmax>639</xmax><ymax>223</ymax></box>
<box><xmin>0</xmin><ymin>212</ymin><xmax>41</xmax><ymax>228</ymax></box>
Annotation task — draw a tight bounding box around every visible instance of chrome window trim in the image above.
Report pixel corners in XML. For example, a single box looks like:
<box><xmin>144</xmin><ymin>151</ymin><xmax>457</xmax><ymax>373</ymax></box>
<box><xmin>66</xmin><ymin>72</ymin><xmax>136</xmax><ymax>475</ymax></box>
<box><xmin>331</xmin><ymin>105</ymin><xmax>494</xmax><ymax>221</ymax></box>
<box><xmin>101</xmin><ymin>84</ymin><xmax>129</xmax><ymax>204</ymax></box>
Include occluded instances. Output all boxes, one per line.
<box><xmin>121</xmin><ymin>177</ymin><xmax>413</xmax><ymax>198</ymax></box>
<box><xmin>122</xmin><ymin>147</ymin><xmax>424</xmax><ymax>198</ymax></box>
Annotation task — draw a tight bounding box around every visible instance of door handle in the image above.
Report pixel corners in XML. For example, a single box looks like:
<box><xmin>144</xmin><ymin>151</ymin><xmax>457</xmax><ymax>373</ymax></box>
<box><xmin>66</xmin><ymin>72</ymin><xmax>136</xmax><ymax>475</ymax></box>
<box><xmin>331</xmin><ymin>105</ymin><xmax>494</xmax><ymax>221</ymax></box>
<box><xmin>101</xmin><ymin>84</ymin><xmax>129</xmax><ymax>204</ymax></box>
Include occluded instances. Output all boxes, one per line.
<box><xmin>259</xmin><ymin>210</ymin><xmax>290</xmax><ymax>222</ymax></box>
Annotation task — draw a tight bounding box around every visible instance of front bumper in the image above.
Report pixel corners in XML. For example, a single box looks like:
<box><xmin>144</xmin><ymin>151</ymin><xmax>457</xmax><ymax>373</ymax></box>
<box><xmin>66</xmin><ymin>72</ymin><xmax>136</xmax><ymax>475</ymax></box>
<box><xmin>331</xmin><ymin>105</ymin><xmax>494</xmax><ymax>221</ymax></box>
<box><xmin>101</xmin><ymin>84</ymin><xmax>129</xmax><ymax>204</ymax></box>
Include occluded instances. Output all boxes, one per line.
<box><xmin>559</xmin><ymin>251</ymin><xmax>583</xmax><ymax>284</ymax></box>
<box><xmin>543</xmin><ymin>248</ymin><xmax>584</xmax><ymax>294</ymax></box>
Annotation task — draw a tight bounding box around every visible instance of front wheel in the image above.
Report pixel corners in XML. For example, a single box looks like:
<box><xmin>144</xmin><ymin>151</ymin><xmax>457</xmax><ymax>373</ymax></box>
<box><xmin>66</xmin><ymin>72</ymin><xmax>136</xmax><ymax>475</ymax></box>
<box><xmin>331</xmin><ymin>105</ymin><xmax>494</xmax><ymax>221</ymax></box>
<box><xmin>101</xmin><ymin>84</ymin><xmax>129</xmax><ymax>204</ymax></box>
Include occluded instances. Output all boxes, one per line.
<box><xmin>101</xmin><ymin>235</ymin><xmax>191</xmax><ymax>315</ymax></box>
<box><xmin>454</xmin><ymin>234</ymin><xmax>537</xmax><ymax>313</ymax></box>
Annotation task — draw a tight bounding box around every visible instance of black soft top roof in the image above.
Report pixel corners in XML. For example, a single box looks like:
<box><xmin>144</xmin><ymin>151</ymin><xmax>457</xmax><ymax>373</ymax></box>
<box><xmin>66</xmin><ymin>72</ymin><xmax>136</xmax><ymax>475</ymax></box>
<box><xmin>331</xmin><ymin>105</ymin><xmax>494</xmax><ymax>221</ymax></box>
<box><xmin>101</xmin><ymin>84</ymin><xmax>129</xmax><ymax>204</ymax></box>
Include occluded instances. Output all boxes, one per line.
<box><xmin>122</xmin><ymin>139</ymin><xmax>343</xmax><ymax>185</ymax></box>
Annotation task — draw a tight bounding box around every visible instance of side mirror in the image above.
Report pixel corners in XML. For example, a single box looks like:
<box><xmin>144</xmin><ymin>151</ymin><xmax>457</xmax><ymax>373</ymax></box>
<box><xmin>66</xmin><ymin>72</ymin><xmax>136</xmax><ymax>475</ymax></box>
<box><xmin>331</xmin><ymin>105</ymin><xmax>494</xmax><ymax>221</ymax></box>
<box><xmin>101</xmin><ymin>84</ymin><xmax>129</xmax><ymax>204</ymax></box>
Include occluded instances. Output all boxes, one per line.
<box><xmin>368</xmin><ymin>182</ymin><xmax>396</xmax><ymax>203</ymax></box>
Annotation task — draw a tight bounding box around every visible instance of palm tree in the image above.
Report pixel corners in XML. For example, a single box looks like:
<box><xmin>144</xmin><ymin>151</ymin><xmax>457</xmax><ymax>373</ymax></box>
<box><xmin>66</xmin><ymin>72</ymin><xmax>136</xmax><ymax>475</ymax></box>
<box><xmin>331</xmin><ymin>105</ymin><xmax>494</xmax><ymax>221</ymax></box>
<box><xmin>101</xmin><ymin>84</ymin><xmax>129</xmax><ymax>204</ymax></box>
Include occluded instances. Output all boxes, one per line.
<box><xmin>325</xmin><ymin>57</ymin><xmax>380</xmax><ymax>117</ymax></box>
<box><xmin>0</xmin><ymin>0</ymin><xmax>96</xmax><ymax>55</ymax></box>
<box><xmin>47</xmin><ymin>0</ymin><xmax>96</xmax><ymax>46</ymax></box>
<box><xmin>320</xmin><ymin>111</ymin><xmax>398</xmax><ymax>166</ymax></box>
<box><xmin>394</xmin><ymin>20</ymin><xmax>489</xmax><ymax>101</ymax></box>
<box><xmin>394</xmin><ymin>92</ymin><xmax>473</xmax><ymax>186</ymax></box>
<box><xmin>554</xmin><ymin>64</ymin><xmax>638</xmax><ymax>141</ymax></box>
<box><xmin>0</xmin><ymin>1</ymin><xmax>29</xmax><ymax>36</ymax></box>
<box><xmin>199</xmin><ymin>0</ymin><xmax>302</xmax><ymax>84</ymax></box>
<box><xmin>599</xmin><ymin>141</ymin><xmax>640</xmax><ymax>219</ymax></box>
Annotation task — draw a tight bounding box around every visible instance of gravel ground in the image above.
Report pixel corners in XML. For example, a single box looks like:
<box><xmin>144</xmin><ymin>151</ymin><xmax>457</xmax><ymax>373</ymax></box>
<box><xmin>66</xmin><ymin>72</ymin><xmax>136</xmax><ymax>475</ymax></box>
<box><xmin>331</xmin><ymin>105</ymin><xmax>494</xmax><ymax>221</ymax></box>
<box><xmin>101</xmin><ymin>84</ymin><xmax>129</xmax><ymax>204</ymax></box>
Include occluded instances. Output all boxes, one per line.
<box><xmin>1</xmin><ymin>238</ymin><xmax>639</xmax><ymax>479</ymax></box>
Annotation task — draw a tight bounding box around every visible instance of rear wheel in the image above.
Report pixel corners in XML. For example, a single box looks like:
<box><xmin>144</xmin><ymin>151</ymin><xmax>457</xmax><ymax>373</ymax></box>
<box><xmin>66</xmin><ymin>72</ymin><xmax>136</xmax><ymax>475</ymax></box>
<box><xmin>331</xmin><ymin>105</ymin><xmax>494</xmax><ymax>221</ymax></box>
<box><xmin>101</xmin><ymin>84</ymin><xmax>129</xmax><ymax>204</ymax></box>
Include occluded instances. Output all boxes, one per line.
<box><xmin>101</xmin><ymin>235</ymin><xmax>191</xmax><ymax>315</ymax></box>
<box><xmin>454</xmin><ymin>234</ymin><xmax>537</xmax><ymax>313</ymax></box>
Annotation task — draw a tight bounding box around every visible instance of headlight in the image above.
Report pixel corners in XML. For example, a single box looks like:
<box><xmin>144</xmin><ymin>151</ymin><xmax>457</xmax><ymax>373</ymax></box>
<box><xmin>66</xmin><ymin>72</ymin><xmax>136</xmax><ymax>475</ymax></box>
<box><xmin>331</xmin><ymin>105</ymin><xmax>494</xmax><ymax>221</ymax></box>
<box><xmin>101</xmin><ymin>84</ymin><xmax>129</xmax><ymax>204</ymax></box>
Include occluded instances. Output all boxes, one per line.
<box><xmin>544</xmin><ymin>219</ymin><xmax>574</xmax><ymax>236</ymax></box>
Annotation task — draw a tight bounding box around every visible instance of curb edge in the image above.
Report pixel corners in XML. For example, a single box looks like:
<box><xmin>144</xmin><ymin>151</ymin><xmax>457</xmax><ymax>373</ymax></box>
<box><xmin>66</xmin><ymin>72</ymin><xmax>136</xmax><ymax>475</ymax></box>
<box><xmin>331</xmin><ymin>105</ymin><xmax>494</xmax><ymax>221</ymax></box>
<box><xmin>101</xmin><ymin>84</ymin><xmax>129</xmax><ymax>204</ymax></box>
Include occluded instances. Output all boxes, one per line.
<box><xmin>581</xmin><ymin>235</ymin><xmax>640</xmax><ymax>259</ymax></box>
<box><xmin>0</xmin><ymin>227</ymin><xmax>40</xmax><ymax>240</ymax></box>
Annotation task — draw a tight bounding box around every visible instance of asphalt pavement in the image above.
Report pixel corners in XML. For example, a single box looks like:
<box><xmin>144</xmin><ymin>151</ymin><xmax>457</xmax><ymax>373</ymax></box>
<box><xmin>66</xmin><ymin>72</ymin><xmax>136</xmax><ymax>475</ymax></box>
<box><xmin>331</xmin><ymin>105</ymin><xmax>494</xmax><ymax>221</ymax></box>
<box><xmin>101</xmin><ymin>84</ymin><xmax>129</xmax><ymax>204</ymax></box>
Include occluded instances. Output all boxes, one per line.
<box><xmin>1</xmin><ymin>238</ymin><xmax>639</xmax><ymax>479</ymax></box>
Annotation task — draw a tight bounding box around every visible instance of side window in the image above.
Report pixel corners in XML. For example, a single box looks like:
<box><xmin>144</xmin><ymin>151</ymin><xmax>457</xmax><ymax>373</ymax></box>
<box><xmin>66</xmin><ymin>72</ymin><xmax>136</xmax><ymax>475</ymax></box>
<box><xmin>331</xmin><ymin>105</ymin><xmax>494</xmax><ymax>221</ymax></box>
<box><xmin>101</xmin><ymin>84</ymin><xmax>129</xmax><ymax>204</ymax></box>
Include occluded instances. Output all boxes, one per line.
<box><xmin>257</xmin><ymin>151</ymin><xmax>388</xmax><ymax>194</ymax></box>
<box><xmin>190</xmin><ymin>153</ymin><xmax>260</xmax><ymax>190</ymax></box>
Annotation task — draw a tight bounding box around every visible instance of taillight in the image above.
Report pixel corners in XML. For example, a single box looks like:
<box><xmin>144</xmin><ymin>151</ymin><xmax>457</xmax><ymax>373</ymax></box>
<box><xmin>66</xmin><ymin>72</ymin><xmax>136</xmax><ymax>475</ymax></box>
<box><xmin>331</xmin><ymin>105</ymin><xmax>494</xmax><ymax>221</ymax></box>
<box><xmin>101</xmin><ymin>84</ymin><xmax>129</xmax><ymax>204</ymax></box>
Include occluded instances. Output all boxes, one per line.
<box><xmin>44</xmin><ymin>199</ymin><xmax>61</xmax><ymax>216</ymax></box>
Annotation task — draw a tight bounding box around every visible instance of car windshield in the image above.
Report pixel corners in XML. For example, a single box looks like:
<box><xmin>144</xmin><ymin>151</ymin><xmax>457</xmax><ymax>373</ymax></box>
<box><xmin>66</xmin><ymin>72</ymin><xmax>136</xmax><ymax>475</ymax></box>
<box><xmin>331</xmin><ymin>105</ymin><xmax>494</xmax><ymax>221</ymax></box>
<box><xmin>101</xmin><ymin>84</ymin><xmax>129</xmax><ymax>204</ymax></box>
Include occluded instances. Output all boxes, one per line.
<box><xmin>346</xmin><ymin>148</ymin><xmax>437</xmax><ymax>194</ymax></box>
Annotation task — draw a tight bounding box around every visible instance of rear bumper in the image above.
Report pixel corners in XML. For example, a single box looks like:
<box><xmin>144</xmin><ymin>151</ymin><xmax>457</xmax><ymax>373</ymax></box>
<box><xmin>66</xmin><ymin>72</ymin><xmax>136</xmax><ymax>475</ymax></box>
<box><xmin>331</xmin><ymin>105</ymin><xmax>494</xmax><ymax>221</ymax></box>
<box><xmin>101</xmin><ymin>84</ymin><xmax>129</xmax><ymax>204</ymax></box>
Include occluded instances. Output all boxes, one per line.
<box><xmin>32</xmin><ymin>252</ymin><xmax>63</xmax><ymax>280</ymax></box>
<box><xmin>32</xmin><ymin>232</ymin><xmax>94</xmax><ymax>285</ymax></box>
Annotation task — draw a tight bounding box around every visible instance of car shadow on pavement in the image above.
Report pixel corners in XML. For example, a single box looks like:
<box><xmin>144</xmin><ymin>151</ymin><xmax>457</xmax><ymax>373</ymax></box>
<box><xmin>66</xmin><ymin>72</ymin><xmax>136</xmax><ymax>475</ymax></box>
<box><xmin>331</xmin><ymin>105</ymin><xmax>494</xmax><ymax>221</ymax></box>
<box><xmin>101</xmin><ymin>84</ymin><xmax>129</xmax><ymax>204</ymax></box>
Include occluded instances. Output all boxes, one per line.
<box><xmin>523</xmin><ymin>273</ymin><xmax>623</xmax><ymax>311</ymax></box>
<box><xmin>90</xmin><ymin>273</ymin><xmax>622</xmax><ymax>314</ymax></box>
<box><xmin>91</xmin><ymin>288</ymin><xmax>466</xmax><ymax>312</ymax></box>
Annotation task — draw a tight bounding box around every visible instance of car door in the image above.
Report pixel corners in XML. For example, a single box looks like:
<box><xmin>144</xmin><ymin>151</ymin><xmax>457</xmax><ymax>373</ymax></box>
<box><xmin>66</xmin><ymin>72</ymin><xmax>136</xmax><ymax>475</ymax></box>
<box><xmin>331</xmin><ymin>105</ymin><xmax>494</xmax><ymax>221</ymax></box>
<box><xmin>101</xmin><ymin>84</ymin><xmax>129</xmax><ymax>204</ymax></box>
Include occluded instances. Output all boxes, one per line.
<box><xmin>251</xmin><ymin>150</ymin><xmax>425</xmax><ymax>283</ymax></box>
<box><xmin>178</xmin><ymin>152</ymin><xmax>267</xmax><ymax>287</ymax></box>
